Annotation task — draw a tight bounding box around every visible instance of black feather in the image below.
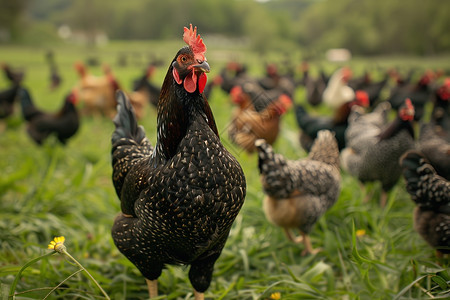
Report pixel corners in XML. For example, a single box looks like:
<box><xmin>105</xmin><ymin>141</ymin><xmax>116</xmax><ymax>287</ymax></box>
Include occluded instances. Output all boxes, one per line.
<box><xmin>112</xmin><ymin>90</ymin><xmax>146</xmax><ymax>145</ymax></box>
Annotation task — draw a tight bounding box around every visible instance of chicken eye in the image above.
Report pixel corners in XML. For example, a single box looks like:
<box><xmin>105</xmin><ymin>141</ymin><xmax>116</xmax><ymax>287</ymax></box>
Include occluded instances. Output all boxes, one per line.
<box><xmin>180</xmin><ymin>56</ymin><xmax>187</xmax><ymax>63</ymax></box>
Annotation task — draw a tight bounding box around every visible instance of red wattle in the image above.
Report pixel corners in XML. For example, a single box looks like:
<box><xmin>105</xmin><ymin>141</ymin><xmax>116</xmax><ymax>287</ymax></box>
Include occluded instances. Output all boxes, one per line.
<box><xmin>198</xmin><ymin>73</ymin><xmax>207</xmax><ymax>94</ymax></box>
<box><xmin>173</xmin><ymin>68</ymin><xmax>182</xmax><ymax>84</ymax></box>
<box><xmin>184</xmin><ymin>70</ymin><xmax>197</xmax><ymax>93</ymax></box>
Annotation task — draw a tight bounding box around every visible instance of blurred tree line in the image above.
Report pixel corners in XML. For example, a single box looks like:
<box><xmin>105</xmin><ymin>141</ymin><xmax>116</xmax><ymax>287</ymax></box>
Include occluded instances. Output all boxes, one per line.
<box><xmin>1</xmin><ymin>0</ymin><xmax>449</xmax><ymax>55</ymax></box>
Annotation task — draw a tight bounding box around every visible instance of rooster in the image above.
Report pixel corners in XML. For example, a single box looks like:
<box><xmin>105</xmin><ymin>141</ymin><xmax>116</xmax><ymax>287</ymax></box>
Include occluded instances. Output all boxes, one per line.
<box><xmin>45</xmin><ymin>50</ymin><xmax>62</xmax><ymax>91</ymax></box>
<box><xmin>295</xmin><ymin>90</ymin><xmax>369</xmax><ymax>152</ymax></box>
<box><xmin>400</xmin><ymin>151</ymin><xmax>450</xmax><ymax>257</ymax></box>
<box><xmin>299</xmin><ymin>62</ymin><xmax>328</xmax><ymax>107</ymax></box>
<box><xmin>0</xmin><ymin>65</ymin><xmax>24</xmax><ymax>119</ymax></box>
<box><xmin>131</xmin><ymin>64</ymin><xmax>160</xmax><ymax>107</ymax></box>
<box><xmin>126</xmin><ymin>65</ymin><xmax>161</xmax><ymax>119</ymax></box>
<box><xmin>255</xmin><ymin>130</ymin><xmax>341</xmax><ymax>255</ymax></box>
<box><xmin>341</xmin><ymin>99</ymin><xmax>416</xmax><ymax>207</ymax></box>
<box><xmin>0</xmin><ymin>84</ymin><xmax>21</xmax><ymax>119</ymax></box>
<box><xmin>387</xmin><ymin>70</ymin><xmax>435</xmax><ymax>120</ymax></box>
<box><xmin>111</xmin><ymin>25</ymin><xmax>246</xmax><ymax>300</ymax></box>
<box><xmin>19</xmin><ymin>88</ymin><xmax>79</xmax><ymax>145</ymax></box>
<box><xmin>430</xmin><ymin>77</ymin><xmax>450</xmax><ymax>133</ymax></box>
<box><xmin>215</xmin><ymin>61</ymin><xmax>250</xmax><ymax>95</ymax></box>
<box><xmin>228</xmin><ymin>82</ymin><xmax>292</xmax><ymax>153</ymax></box>
<box><xmin>1</xmin><ymin>63</ymin><xmax>24</xmax><ymax>85</ymax></box>
<box><xmin>258</xmin><ymin>63</ymin><xmax>296</xmax><ymax>99</ymax></box>
<box><xmin>349</xmin><ymin>70</ymin><xmax>389</xmax><ymax>107</ymax></box>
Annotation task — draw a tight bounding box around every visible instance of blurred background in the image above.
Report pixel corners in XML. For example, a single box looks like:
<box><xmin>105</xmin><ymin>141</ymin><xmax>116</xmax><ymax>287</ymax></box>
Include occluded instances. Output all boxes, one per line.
<box><xmin>1</xmin><ymin>1</ymin><xmax>450</xmax><ymax>299</ymax></box>
<box><xmin>1</xmin><ymin>0</ymin><xmax>449</xmax><ymax>56</ymax></box>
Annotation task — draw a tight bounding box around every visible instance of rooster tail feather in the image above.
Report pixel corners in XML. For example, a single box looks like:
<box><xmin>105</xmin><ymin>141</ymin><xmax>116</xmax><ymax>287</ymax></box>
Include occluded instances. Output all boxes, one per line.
<box><xmin>294</xmin><ymin>104</ymin><xmax>308</xmax><ymax>128</ymax></box>
<box><xmin>19</xmin><ymin>88</ymin><xmax>39</xmax><ymax>121</ymax></box>
<box><xmin>112</xmin><ymin>90</ymin><xmax>146</xmax><ymax>145</ymax></box>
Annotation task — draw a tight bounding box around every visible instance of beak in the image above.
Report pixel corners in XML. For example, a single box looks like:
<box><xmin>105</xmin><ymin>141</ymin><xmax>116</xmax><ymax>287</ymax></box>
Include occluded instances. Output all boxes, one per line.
<box><xmin>193</xmin><ymin>61</ymin><xmax>210</xmax><ymax>73</ymax></box>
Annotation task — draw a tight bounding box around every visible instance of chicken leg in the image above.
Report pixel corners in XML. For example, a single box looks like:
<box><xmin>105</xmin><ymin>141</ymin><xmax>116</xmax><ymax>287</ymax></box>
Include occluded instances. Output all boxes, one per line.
<box><xmin>301</xmin><ymin>233</ymin><xmax>321</xmax><ymax>256</ymax></box>
<box><xmin>284</xmin><ymin>228</ymin><xmax>321</xmax><ymax>256</ymax></box>
<box><xmin>194</xmin><ymin>290</ymin><xmax>204</xmax><ymax>300</ymax></box>
<box><xmin>283</xmin><ymin>228</ymin><xmax>304</xmax><ymax>243</ymax></box>
<box><xmin>146</xmin><ymin>279</ymin><xmax>158</xmax><ymax>298</ymax></box>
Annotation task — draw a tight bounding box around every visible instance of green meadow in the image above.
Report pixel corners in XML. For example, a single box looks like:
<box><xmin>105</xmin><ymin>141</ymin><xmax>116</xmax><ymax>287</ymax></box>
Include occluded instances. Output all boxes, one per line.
<box><xmin>0</xmin><ymin>42</ymin><xmax>449</xmax><ymax>299</ymax></box>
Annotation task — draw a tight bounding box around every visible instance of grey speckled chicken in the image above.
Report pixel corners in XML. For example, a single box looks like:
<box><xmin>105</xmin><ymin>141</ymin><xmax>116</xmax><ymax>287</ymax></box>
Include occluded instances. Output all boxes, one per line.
<box><xmin>111</xmin><ymin>25</ymin><xmax>246</xmax><ymax>300</ymax></box>
<box><xmin>255</xmin><ymin>130</ymin><xmax>341</xmax><ymax>255</ymax></box>
<box><xmin>400</xmin><ymin>150</ymin><xmax>450</xmax><ymax>257</ymax></box>
<box><xmin>341</xmin><ymin>99</ymin><xmax>415</xmax><ymax>207</ymax></box>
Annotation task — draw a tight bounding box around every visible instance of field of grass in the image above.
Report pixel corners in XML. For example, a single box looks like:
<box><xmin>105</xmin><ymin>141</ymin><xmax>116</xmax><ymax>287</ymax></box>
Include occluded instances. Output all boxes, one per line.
<box><xmin>0</xmin><ymin>41</ymin><xmax>449</xmax><ymax>299</ymax></box>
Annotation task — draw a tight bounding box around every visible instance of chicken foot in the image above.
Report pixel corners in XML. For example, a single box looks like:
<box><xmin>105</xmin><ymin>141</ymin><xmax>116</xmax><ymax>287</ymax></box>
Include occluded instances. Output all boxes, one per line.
<box><xmin>283</xmin><ymin>228</ymin><xmax>303</xmax><ymax>243</ymax></box>
<box><xmin>301</xmin><ymin>234</ymin><xmax>321</xmax><ymax>256</ymax></box>
<box><xmin>284</xmin><ymin>229</ymin><xmax>321</xmax><ymax>256</ymax></box>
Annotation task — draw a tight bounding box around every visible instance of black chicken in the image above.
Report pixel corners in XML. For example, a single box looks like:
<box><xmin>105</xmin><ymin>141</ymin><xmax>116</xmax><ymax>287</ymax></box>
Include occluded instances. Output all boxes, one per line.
<box><xmin>430</xmin><ymin>78</ymin><xmax>450</xmax><ymax>132</ymax></box>
<box><xmin>295</xmin><ymin>90</ymin><xmax>369</xmax><ymax>152</ymax></box>
<box><xmin>349</xmin><ymin>70</ymin><xmax>389</xmax><ymax>107</ymax></box>
<box><xmin>215</xmin><ymin>61</ymin><xmax>249</xmax><ymax>94</ymax></box>
<box><xmin>1</xmin><ymin>63</ymin><xmax>24</xmax><ymax>85</ymax></box>
<box><xmin>131</xmin><ymin>64</ymin><xmax>160</xmax><ymax>107</ymax></box>
<box><xmin>257</xmin><ymin>63</ymin><xmax>296</xmax><ymax>99</ymax></box>
<box><xmin>19</xmin><ymin>88</ymin><xmax>79</xmax><ymax>145</ymax></box>
<box><xmin>301</xmin><ymin>62</ymin><xmax>328</xmax><ymax>107</ymax></box>
<box><xmin>387</xmin><ymin>70</ymin><xmax>435</xmax><ymax>120</ymax></box>
<box><xmin>111</xmin><ymin>25</ymin><xmax>246</xmax><ymax>300</ymax></box>
<box><xmin>400</xmin><ymin>150</ymin><xmax>450</xmax><ymax>257</ymax></box>
<box><xmin>341</xmin><ymin>99</ymin><xmax>416</xmax><ymax>207</ymax></box>
<box><xmin>45</xmin><ymin>50</ymin><xmax>62</xmax><ymax>91</ymax></box>
<box><xmin>0</xmin><ymin>84</ymin><xmax>21</xmax><ymax>119</ymax></box>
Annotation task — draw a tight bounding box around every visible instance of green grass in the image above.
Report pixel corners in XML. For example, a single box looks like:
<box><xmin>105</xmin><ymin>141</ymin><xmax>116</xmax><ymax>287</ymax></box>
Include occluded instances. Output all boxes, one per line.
<box><xmin>0</xmin><ymin>41</ymin><xmax>449</xmax><ymax>299</ymax></box>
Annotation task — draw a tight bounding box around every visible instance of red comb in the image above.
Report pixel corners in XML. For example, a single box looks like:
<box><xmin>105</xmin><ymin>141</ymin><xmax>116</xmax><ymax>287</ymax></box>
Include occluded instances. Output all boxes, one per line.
<box><xmin>400</xmin><ymin>98</ymin><xmax>415</xmax><ymax>121</ymax></box>
<box><xmin>183</xmin><ymin>24</ymin><xmax>207</xmax><ymax>61</ymax></box>
<box><xmin>444</xmin><ymin>78</ymin><xmax>450</xmax><ymax>87</ymax></box>
<box><xmin>405</xmin><ymin>98</ymin><xmax>413</xmax><ymax>108</ymax></box>
<box><xmin>437</xmin><ymin>78</ymin><xmax>450</xmax><ymax>100</ymax></box>
<box><xmin>355</xmin><ymin>90</ymin><xmax>369</xmax><ymax>107</ymax></box>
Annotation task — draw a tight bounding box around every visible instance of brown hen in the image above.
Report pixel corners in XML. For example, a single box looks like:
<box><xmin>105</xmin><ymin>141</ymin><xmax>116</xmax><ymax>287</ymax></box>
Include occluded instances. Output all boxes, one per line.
<box><xmin>228</xmin><ymin>82</ymin><xmax>292</xmax><ymax>153</ymax></box>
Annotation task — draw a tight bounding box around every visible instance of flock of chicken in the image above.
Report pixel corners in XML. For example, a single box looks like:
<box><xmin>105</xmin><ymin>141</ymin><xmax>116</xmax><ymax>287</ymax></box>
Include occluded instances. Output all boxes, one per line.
<box><xmin>208</xmin><ymin>59</ymin><xmax>449</xmax><ymax>260</ymax></box>
<box><xmin>1</xmin><ymin>24</ymin><xmax>449</xmax><ymax>299</ymax></box>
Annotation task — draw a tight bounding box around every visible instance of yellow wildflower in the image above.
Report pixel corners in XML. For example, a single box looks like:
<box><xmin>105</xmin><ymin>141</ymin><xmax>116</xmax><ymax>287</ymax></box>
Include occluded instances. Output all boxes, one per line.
<box><xmin>270</xmin><ymin>292</ymin><xmax>281</xmax><ymax>299</ymax></box>
<box><xmin>48</xmin><ymin>236</ymin><xmax>66</xmax><ymax>253</ymax></box>
<box><xmin>356</xmin><ymin>229</ymin><xmax>366</xmax><ymax>237</ymax></box>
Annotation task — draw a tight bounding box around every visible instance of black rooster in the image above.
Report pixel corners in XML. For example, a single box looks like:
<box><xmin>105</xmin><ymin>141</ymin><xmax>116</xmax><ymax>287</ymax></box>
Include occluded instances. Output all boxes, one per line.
<box><xmin>0</xmin><ymin>84</ymin><xmax>21</xmax><ymax>119</ymax></box>
<box><xmin>387</xmin><ymin>70</ymin><xmax>435</xmax><ymax>120</ymax></box>
<box><xmin>341</xmin><ymin>99</ymin><xmax>416</xmax><ymax>206</ymax></box>
<box><xmin>45</xmin><ymin>50</ymin><xmax>62</xmax><ymax>91</ymax></box>
<box><xmin>111</xmin><ymin>25</ymin><xmax>246</xmax><ymax>299</ymax></box>
<box><xmin>131</xmin><ymin>64</ymin><xmax>160</xmax><ymax>107</ymax></box>
<box><xmin>19</xmin><ymin>88</ymin><xmax>79</xmax><ymax>145</ymax></box>
<box><xmin>295</xmin><ymin>90</ymin><xmax>369</xmax><ymax>152</ymax></box>
<box><xmin>1</xmin><ymin>63</ymin><xmax>24</xmax><ymax>85</ymax></box>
